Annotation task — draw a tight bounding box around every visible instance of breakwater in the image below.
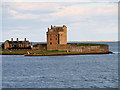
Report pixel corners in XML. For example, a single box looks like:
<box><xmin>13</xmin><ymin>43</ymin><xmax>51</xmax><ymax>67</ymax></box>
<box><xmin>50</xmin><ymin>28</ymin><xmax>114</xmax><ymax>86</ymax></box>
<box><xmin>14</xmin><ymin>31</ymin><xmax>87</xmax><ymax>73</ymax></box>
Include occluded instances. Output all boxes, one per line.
<box><xmin>0</xmin><ymin>51</ymin><xmax>112</xmax><ymax>56</ymax></box>
<box><xmin>24</xmin><ymin>52</ymin><xmax>111</xmax><ymax>56</ymax></box>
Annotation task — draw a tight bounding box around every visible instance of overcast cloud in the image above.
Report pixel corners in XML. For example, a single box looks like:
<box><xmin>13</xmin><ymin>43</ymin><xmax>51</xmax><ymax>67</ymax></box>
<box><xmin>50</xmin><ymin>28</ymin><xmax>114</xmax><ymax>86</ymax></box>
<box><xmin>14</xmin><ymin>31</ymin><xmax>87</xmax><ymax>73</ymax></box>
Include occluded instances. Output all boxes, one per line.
<box><xmin>2</xmin><ymin>2</ymin><xmax>118</xmax><ymax>42</ymax></box>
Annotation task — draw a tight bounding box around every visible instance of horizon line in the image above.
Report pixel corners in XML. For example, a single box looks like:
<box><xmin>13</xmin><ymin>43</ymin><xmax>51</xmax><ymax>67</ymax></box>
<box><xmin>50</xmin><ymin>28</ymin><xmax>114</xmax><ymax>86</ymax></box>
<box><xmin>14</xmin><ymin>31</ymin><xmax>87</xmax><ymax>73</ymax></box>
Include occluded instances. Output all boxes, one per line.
<box><xmin>0</xmin><ymin>40</ymin><xmax>119</xmax><ymax>42</ymax></box>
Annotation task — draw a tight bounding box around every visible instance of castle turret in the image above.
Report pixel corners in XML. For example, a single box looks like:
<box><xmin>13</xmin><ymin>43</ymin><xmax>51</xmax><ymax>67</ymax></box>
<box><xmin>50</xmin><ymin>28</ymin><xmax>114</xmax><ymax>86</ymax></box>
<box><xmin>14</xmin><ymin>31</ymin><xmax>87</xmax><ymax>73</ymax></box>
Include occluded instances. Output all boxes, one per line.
<box><xmin>48</xmin><ymin>28</ymin><xmax>50</xmax><ymax>32</ymax></box>
<box><xmin>11</xmin><ymin>38</ymin><xmax>13</xmax><ymax>41</ymax></box>
<box><xmin>17</xmin><ymin>38</ymin><xmax>18</xmax><ymax>42</ymax></box>
<box><xmin>51</xmin><ymin>25</ymin><xmax>53</xmax><ymax>29</ymax></box>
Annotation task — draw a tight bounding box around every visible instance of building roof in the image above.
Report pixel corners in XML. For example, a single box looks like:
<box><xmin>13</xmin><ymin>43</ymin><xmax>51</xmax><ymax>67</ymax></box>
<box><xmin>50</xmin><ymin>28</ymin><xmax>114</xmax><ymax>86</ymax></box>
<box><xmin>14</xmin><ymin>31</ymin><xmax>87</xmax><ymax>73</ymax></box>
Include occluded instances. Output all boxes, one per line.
<box><xmin>51</xmin><ymin>27</ymin><xmax>64</xmax><ymax>32</ymax></box>
<box><xmin>7</xmin><ymin>41</ymin><xmax>30</xmax><ymax>44</ymax></box>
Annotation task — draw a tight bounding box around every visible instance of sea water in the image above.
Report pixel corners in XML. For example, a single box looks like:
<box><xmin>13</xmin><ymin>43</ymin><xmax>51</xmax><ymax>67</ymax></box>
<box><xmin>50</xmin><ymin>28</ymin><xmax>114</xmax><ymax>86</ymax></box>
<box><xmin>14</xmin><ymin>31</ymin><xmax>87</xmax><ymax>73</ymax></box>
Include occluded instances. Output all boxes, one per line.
<box><xmin>2</xmin><ymin>42</ymin><xmax>118</xmax><ymax>88</ymax></box>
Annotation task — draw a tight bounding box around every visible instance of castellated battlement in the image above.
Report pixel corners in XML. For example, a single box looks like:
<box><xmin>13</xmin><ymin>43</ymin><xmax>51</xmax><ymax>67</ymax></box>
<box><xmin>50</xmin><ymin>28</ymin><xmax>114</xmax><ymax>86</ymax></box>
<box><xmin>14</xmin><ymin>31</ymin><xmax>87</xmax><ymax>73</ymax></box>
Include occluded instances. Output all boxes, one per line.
<box><xmin>47</xmin><ymin>25</ymin><xmax>67</xmax><ymax>32</ymax></box>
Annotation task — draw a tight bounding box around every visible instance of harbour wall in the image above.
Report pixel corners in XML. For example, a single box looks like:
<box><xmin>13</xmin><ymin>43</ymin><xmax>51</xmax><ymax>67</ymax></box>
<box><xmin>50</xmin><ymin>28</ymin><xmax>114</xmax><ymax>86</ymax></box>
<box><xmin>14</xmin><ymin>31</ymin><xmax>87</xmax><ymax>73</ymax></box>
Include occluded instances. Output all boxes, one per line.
<box><xmin>69</xmin><ymin>45</ymin><xmax>109</xmax><ymax>53</ymax></box>
<box><xmin>57</xmin><ymin>44</ymin><xmax>109</xmax><ymax>53</ymax></box>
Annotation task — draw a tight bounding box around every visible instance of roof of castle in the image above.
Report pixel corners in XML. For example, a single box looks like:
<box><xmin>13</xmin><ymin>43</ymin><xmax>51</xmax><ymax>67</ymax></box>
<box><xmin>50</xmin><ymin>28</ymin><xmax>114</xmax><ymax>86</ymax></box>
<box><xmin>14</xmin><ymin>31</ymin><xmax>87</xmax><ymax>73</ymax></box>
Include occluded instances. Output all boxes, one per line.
<box><xmin>50</xmin><ymin>26</ymin><xmax>64</xmax><ymax>32</ymax></box>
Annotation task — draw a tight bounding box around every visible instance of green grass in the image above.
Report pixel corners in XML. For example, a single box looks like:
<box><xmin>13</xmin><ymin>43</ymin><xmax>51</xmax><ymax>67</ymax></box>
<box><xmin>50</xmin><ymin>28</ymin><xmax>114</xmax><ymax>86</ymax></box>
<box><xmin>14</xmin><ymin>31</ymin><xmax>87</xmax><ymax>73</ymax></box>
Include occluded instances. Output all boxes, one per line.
<box><xmin>73</xmin><ymin>43</ymin><xmax>107</xmax><ymax>46</ymax></box>
<box><xmin>2</xmin><ymin>51</ymin><xmax>25</xmax><ymax>54</ymax></box>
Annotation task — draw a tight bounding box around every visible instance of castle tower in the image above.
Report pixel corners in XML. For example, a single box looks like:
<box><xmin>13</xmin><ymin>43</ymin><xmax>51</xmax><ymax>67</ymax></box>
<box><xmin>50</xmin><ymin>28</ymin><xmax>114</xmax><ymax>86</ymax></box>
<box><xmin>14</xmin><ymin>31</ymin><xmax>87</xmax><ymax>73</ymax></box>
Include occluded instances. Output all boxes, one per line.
<box><xmin>46</xmin><ymin>25</ymin><xmax>67</xmax><ymax>51</ymax></box>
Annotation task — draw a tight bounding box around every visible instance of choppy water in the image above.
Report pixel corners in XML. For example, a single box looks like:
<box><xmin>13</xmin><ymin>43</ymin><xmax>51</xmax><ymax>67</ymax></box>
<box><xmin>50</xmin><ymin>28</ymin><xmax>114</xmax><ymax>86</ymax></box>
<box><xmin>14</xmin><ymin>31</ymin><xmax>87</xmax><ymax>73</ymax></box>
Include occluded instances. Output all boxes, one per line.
<box><xmin>2</xmin><ymin>42</ymin><xmax>118</xmax><ymax>88</ymax></box>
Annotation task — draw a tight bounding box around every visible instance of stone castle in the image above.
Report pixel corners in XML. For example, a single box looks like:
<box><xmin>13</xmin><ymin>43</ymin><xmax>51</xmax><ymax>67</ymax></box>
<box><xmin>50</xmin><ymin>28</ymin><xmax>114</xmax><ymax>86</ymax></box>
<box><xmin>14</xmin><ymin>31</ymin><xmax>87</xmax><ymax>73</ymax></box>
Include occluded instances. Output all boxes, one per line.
<box><xmin>33</xmin><ymin>25</ymin><xmax>109</xmax><ymax>53</ymax></box>
<box><xmin>47</xmin><ymin>25</ymin><xmax>67</xmax><ymax>51</ymax></box>
<box><xmin>4</xmin><ymin>25</ymin><xmax>109</xmax><ymax>53</ymax></box>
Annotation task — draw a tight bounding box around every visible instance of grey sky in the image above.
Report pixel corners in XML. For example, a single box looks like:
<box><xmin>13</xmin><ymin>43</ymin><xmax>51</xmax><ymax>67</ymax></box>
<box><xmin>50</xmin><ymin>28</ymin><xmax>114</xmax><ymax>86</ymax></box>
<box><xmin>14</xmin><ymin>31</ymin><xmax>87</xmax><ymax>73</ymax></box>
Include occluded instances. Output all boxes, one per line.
<box><xmin>2</xmin><ymin>1</ymin><xmax>118</xmax><ymax>42</ymax></box>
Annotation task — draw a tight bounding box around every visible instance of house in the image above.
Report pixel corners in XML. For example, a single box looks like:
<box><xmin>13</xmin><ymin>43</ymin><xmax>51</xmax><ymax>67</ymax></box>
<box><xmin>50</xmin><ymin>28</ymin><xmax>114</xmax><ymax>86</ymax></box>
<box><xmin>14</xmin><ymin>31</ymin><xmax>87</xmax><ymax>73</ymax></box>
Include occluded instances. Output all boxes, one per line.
<box><xmin>4</xmin><ymin>38</ymin><xmax>31</xmax><ymax>50</ymax></box>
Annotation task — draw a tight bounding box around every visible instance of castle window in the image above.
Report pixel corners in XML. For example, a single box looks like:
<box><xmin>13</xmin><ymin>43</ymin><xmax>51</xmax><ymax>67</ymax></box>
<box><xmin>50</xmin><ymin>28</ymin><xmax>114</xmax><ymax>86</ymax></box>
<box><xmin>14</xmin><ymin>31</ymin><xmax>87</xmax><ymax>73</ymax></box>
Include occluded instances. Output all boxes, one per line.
<box><xmin>56</xmin><ymin>38</ymin><xmax>57</xmax><ymax>40</ymax></box>
<box><xmin>50</xmin><ymin>38</ymin><xmax>52</xmax><ymax>40</ymax></box>
<box><xmin>50</xmin><ymin>42</ymin><xmax>52</xmax><ymax>45</ymax></box>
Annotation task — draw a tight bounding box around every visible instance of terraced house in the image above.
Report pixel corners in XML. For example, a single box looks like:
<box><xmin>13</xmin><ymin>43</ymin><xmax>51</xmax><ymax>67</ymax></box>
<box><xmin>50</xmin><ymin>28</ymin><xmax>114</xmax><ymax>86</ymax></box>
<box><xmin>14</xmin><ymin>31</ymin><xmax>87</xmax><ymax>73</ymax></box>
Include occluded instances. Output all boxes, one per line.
<box><xmin>4</xmin><ymin>38</ymin><xmax>31</xmax><ymax>50</ymax></box>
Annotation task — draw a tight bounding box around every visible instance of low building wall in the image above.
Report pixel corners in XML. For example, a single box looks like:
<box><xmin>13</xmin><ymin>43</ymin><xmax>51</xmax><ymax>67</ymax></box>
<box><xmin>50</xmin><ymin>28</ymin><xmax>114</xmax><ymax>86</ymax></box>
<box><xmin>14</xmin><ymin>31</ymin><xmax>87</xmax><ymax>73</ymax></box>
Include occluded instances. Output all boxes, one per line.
<box><xmin>32</xmin><ymin>43</ymin><xmax>109</xmax><ymax>53</ymax></box>
<box><xmin>56</xmin><ymin>44</ymin><xmax>109</xmax><ymax>53</ymax></box>
<box><xmin>70</xmin><ymin>45</ymin><xmax>109</xmax><ymax>53</ymax></box>
<box><xmin>57</xmin><ymin>44</ymin><xmax>70</xmax><ymax>51</ymax></box>
<box><xmin>32</xmin><ymin>44</ymin><xmax>47</xmax><ymax>51</ymax></box>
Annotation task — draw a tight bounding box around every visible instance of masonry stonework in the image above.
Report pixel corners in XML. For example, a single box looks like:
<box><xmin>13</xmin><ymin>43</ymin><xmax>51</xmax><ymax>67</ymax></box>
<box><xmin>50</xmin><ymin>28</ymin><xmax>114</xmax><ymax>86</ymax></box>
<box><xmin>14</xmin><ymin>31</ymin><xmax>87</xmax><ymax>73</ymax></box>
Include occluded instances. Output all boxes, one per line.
<box><xmin>47</xmin><ymin>25</ymin><xmax>67</xmax><ymax>51</ymax></box>
<box><xmin>32</xmin><ymin>44</ymin><xmax>47</xmax><ymax>51</ymax></box>
<box><xmin>31</xmin><ymin>25</ymin><xmax>109</xmax><ymax>53</ymax></box>
<box><xmin>46</xmin><ymin>25</ymin><xmax>109</xmax><ymax>53</ymax></box>
<box><xmin>4</xmin><ymin>38</ymin><xmax>31</xmax><ymax>50</ymax></box>
<box><xmin>69</xmin><ymin>45</ymin><xmax>109</xmax><ymax>53</ymax></box>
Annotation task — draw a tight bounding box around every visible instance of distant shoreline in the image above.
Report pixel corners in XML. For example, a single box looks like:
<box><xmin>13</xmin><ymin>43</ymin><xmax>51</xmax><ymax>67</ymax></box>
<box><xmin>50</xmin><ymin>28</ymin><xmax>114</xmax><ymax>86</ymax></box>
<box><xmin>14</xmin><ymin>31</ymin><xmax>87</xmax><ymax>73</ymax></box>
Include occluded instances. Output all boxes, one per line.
<box><xmin>67</xmin><ymin>40</ymin><xmax>119</xmax><ymax>43</ymax></box>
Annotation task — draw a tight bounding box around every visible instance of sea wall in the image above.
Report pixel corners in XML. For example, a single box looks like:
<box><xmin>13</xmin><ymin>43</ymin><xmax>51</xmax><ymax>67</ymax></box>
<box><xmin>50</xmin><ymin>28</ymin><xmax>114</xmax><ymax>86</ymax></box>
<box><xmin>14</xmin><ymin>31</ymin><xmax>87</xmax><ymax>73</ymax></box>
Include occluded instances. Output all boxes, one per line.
<box><xmin>32</xmin><ymin>43</ymin><xmax>109</xmax><ymax>53</ymax></box>
<box><xmin>57</xmin><ymin>44</ymin><xmax>109</xmax><ymax>53</ymax></box>
<box><xmin>69</xmin><ymin>45</ymin><xmax>109</xmax><ymax>53</ymax></box>
<box><xmin>57</xmin><ymin>44</ymin><xmax>70</xmax><ymax>51</ymax></box>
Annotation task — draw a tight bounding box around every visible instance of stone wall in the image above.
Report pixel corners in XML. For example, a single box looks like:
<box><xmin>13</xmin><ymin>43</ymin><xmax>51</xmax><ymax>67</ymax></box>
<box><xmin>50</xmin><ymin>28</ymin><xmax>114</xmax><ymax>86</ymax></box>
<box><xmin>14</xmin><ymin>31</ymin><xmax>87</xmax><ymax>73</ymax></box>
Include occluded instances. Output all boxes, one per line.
<box><xmin>56</xmin><ymin>44</ymin><xmax>109</xmax><ymax>53</ymax></box>
<box><xmin>32</xmin><ymin>44</ymin><xmax>47</xmax><ymax>51</ymax></box>
<box><xmin>57</xmin><ymin>44</ymin><xmax>70</xmax><ymax>51</ymax></box>
<box><xmin>47</xmin><ymin>33</ymin><xmax>58</xmax><ymax>50</ymax></box>
<box><xmin>4</xmin><ymin>41</ymin><xmax>9</xmax><ymax>49</ymax></box>
<box><xmin>47</xmin><ymin>25</ymin><xmax>67</xmax><ymax>51</ymax></box>
<box><xmin>33</xmin><ymin>43</ymin><xmax>109</xmax><ymax>53</ymax></box>
<box><xmin>69</xmin><ymin>45</ymin><xmax>109</xmax><ymax>53</ymax></box>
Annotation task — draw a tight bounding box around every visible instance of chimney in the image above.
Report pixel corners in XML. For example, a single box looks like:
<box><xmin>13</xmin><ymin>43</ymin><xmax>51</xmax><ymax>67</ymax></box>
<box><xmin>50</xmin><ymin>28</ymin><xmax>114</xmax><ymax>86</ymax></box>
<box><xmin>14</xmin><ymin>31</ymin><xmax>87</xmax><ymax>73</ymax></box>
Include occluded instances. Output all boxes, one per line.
<box><xmin>51</xmin><ymin>25</ymin><xmax>52</xmax><ymax>29</ymax></box>
<box><xmin>17</xmin><ymin>38</ymin><xmax>18</xmax><ymax>41</ymax></box>
<box><xmin>24</xmin><ymin>38</ymin><xmax>26</xmax><ymax>41</ymax></box>
<box><xmin>11</xmin><ymin>38</ymin><xmax>13</xmax><ymax>41</ymax></box>
<box><xmin>48</xmin><ymin>28</ymin><xmax>50</xmax><ymax>32</ymax></box>
<box><xmin>63</xmin><ymin>25</ymin><xmax>66</xmax><ymax>27</ymax></box>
